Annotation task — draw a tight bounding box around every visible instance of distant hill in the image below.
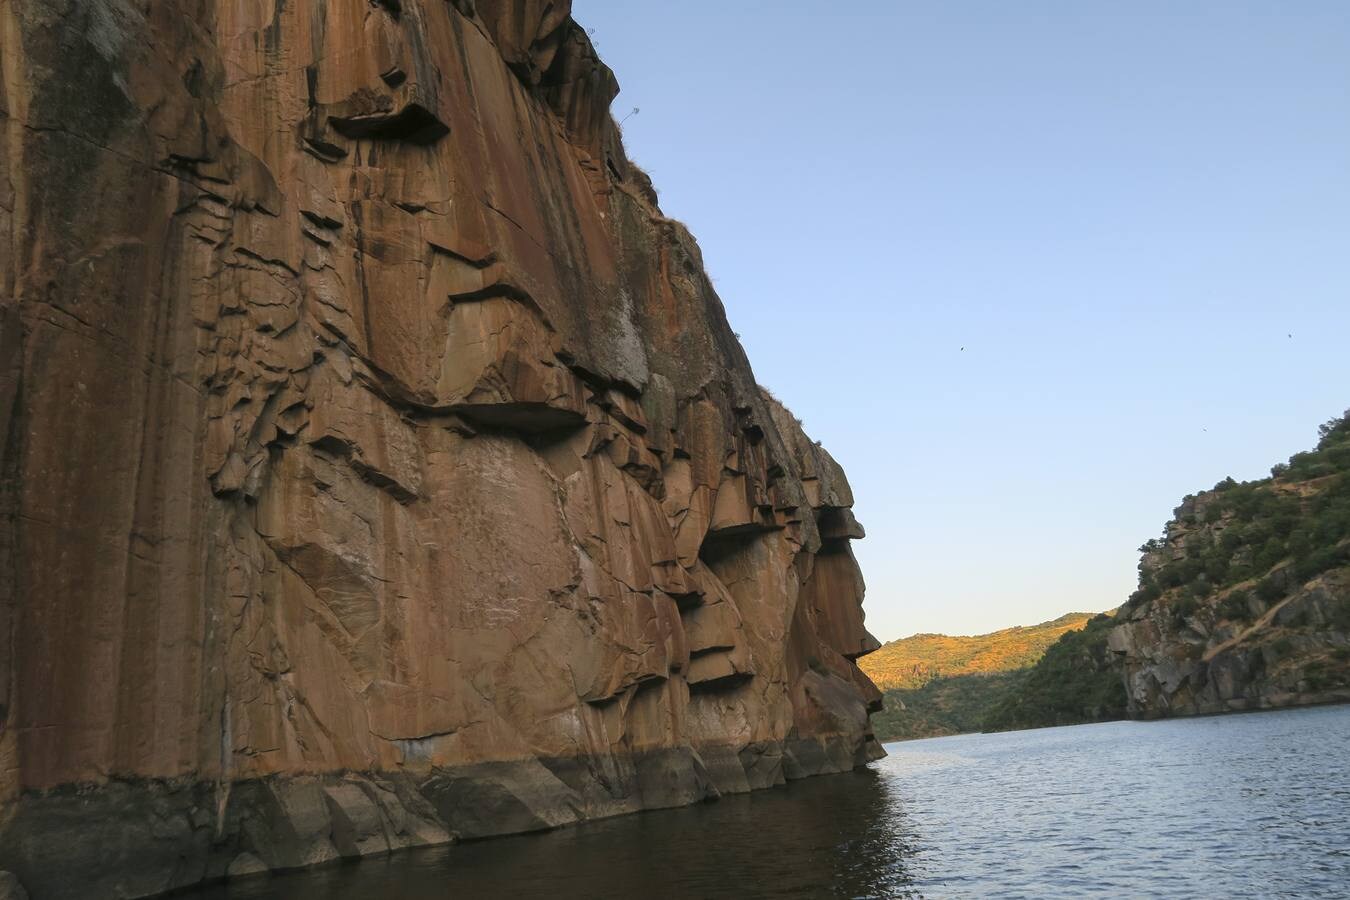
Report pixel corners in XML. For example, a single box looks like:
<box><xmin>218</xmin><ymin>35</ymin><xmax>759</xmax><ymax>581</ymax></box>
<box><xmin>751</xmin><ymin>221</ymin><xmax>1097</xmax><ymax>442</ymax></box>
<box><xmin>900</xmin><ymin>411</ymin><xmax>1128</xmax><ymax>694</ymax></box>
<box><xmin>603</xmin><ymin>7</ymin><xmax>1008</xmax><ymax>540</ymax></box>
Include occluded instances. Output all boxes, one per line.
<box><xmin>986</xmin><ymin>409</ymin><xmax>1350</xmax><ymax>732</ymax></box>
<box><xmin>982</xmin><ymin>612</ymin><xmax>1127</xmax><ymax>732</ymax></box>
<box><xmin>860</xmin><ymin>612</ymin><xmax>1106</xmax><ymax>741</ymax></box>
<box><xmin>1107</xmin><ymin>410</ymin><xmax>1350</xmax><ymax>717</ymax></box>
<box><xmin>861</xmin><ymin>612</ymin><xmax>1098</xmax><ymax>691</ymax></box>
<box><xmin>866</xmin><ymin>411</ymin><xmax>1350</xmax><ymax>745</ymax></box>
<box><xmin>869</xmin><ymin>672</ymin><xmax>1027</xmax><ymax>742</ymax></box>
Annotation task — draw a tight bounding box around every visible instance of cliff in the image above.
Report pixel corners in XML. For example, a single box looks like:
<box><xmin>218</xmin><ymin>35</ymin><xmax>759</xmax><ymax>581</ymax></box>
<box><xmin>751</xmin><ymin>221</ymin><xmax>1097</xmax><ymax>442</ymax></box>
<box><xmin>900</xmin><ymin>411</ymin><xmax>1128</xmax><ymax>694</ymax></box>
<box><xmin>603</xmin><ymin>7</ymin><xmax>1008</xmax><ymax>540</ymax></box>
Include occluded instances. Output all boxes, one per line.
<box><xmin>1108</xmin><ymin>413</ymin><xmax>1350</xmax><ymax>718</ymax></box>
<box><xmin>0</xmin><ymin>2</ymin><xmax>883</xmax><ymax>897</ymax></box>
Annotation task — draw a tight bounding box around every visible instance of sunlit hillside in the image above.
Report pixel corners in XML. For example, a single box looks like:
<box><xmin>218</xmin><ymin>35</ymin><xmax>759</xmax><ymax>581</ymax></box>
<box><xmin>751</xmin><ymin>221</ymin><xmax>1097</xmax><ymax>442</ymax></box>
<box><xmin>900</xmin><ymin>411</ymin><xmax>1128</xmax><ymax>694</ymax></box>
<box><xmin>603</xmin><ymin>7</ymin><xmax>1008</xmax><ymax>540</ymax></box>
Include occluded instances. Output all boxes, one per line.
<box><xmin>861</xmin><ymin>613</ymin><xmax>1099</xmax><ymax>691</ymax></box>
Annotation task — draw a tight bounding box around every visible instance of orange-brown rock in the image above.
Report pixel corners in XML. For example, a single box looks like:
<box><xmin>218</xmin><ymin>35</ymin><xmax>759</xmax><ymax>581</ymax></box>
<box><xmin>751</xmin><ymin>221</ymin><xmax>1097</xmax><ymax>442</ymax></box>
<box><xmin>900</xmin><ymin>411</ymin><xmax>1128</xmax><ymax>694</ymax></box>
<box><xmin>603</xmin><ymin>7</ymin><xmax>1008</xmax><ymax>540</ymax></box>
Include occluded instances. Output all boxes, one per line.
<box><xmin>0</xmin><ymin>2</ymin><xmax>882</xmax><ymax>896</ymax></box>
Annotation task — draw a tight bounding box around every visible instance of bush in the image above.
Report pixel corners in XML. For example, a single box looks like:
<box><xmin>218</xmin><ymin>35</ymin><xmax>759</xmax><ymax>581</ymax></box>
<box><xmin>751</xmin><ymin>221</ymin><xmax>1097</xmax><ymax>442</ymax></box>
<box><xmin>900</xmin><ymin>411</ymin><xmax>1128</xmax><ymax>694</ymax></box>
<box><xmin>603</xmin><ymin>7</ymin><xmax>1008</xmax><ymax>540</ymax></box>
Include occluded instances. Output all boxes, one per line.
<box><xmin>1257</xmin><ymin>578</ymin><xmax>1285</xmax><ymax>604</ymax></box>
<box><xmin>1254</xmin><ymin>538</ymin><xmax>1286</xmax><ymax>572</ymax></box>
<box><xmin>1319</xmin><ymin>410</ymin><xmax>1350</xmax><ymax>442</ymax></box>
<box><xmin>1219</xmin><ymin>590</ymin><xmax>1251</xmax><ymax>621</ymax></box>
<box><xmin>1125</xmin><ymin>408</ymin><xmax>1350</xmax><ymax>630</ymax></box>
<box><xmin>981</xmin><ymin>615</ymin><xmax>1127</xmax><ymax>732</ymax></box>
<box><xmin>1293</xmin><ymin>546</ymin><xmax>1340</xmax><ymax>582</ymax></box>
<box><xmin>1172</xmin><ymin>593</ymin><xmax>1200</xmax><ymax>624</ymax></box>
<box><xmin>1139</xmin><ymin>538</ymin><xmax>1165</xmax><ymax>555</ymax></box>
<box><xmin>1127</xmin><ymin>583</ymin><xmax>1161</xmax><ymax>607</ymax></box>
<box><xmin>1203</xmin><ymin>554</ymin><xmax>1230</xmax><ymax>583</ymax></box>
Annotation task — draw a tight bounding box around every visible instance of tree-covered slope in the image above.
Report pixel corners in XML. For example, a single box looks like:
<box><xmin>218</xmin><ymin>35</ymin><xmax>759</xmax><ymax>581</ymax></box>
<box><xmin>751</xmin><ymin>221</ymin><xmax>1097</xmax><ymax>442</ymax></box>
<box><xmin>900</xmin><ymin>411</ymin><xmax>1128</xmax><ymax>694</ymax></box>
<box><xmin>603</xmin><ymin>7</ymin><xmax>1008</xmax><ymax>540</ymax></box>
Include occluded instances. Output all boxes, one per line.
<box><xmin>875</xmin><ymin>411</ymin><xmax>1350</xmax><ymax>740</ymax></box>
<box><xmin>861</xmin><ymin>613</ymin><xmax>1103</xmax><ymax>741</ymax></box>
<box><xmin>982</xmin><ymin>613</ymin><xmax>1127</xmax><ymax>731</ymax></box>
<box><xmin>989</xmin><ymin>411</ymin><xmax>1350</xmax><ymax>730</ymax></box>
<box><xmin>870</xmin><ymin>672</ymin><xmax>1028</xmax><ymax>741</ymax></box>
<box><xmin>1109</xmin><ymin>411</ymin><xmax>1350</xmax><ymax>716</ymax></box>
<box><xmin>861</xmin><ymin>613</ymin><xmax>1097</xmax><ymax>691</ymax></box>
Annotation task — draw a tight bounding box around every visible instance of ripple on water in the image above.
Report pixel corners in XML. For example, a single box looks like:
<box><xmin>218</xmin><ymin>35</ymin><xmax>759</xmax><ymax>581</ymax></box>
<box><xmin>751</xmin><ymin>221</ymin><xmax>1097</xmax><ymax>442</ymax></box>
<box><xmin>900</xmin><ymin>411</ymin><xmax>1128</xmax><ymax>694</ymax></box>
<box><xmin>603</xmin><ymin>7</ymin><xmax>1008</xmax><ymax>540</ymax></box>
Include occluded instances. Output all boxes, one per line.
<box><xmin>180</xmin><ymin>704</ymin><xmax>1350</xmax><ymax>900</ymax></box>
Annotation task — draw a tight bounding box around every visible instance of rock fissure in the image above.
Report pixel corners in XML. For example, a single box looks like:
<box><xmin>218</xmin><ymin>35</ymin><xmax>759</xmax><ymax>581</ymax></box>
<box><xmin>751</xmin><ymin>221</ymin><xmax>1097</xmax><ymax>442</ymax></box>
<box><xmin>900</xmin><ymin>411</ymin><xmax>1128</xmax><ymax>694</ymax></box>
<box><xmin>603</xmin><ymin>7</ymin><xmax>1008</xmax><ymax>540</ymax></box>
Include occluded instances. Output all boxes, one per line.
<box><xmin>0</xmin><ymin>2</ymin><xmax>881</xmax><ymax>897</ymax></box>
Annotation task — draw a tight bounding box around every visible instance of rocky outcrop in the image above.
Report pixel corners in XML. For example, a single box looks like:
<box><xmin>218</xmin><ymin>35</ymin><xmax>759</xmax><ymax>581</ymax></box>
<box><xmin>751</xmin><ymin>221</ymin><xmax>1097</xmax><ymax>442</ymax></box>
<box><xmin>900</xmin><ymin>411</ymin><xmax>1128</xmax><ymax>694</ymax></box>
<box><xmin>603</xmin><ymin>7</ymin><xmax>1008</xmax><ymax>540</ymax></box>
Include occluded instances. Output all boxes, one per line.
<box><xmin>1110</xmin><ymin>549</ymin><xmax>1350</xmax><ymax>718</ymax></box>
<box><xmin>1108</xmin><ymin>418</ymin><xmax>1350</xmax><ymax>718</ymax></box>
<box><xmin>0</xmin><ymin>2</ymin><xmax>882</xmax><ymax>897</ymax></box>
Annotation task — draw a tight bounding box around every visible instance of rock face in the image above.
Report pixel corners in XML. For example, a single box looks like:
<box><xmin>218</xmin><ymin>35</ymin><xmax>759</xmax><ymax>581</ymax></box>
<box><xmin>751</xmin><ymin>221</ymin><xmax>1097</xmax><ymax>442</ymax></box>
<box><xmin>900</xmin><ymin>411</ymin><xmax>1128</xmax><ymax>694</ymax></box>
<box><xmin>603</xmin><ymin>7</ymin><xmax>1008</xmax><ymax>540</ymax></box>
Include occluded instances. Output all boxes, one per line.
<box><xmin>0</xmin><ymin>2</ymin><xmax>882</xmax><ymax>897</ymax></box>
<box><xmin>1108</xmin><ymin>418</ymin><xmax>1350</xmax><ymax>718</ymax></box>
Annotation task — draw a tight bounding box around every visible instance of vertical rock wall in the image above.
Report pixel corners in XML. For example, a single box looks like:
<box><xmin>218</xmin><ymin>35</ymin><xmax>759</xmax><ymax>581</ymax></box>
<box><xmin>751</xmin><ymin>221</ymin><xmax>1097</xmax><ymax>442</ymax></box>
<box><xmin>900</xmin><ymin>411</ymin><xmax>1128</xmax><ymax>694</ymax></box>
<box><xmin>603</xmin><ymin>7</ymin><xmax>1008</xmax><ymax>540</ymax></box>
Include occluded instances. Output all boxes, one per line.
<box><xmin>0</xmin><ymin>1</ymin><xmax>882</xmax><ymax>896</ymax></box>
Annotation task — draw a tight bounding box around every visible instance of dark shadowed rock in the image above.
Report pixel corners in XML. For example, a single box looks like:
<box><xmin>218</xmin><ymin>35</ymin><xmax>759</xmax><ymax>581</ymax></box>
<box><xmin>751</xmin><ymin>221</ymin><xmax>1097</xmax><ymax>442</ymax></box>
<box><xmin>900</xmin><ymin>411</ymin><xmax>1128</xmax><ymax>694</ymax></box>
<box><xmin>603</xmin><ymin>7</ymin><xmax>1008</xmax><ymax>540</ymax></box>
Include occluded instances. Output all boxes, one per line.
<box><xmin>0</xmin><ymin>873</ymin><xmax>28</xmax><ymax>900</ymax></box>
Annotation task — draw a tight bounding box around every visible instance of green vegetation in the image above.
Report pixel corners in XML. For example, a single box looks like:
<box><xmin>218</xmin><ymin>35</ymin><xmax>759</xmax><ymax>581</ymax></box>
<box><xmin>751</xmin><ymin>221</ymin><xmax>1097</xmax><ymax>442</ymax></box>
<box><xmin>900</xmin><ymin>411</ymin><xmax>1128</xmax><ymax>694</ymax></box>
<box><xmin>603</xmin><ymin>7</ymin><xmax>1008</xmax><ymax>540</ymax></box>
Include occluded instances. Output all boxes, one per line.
<box><xmin>982</xmin><ymin>614</ymin><xmax>1127</xmax><ymax>732</ymax></box>
<box><xmin>977</xmin><ymin>411</ymin><xmax>1350</xmax><ymax>733</ymax></box>
<box><xmin>869</xmin><ymin>671</ymin><xmax>1027</xmax><ymax>741</ymax></box>
<box><xmin>861</xmin><ymin>612</ymin><xmax>1097</xmax><ymax>691</ymax></box>
<box><xmin>865</xmin><ymin>411</ymin><xmax>1350</xmax><ymax>743</ymax></box>
<box><xmin>1126</xmin><ymin>411</ymin><xmax>1350</xmax><ymax>618</ymax></box>
<box><xmin>861</xmin><ymin>613</ymin><xmax>1104</xmax><ymax>742</ymax></box>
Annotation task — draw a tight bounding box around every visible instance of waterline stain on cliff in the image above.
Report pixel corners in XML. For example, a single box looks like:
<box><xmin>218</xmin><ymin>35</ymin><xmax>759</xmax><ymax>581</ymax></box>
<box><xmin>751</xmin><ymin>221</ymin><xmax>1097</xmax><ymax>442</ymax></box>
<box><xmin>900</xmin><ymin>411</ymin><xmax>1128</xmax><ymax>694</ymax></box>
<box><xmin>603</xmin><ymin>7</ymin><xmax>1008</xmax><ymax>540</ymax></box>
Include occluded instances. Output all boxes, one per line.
<box><xmin>0</xmin><ymin>2</ymin><xmax>881</xmax><ymax>897</ymax></box>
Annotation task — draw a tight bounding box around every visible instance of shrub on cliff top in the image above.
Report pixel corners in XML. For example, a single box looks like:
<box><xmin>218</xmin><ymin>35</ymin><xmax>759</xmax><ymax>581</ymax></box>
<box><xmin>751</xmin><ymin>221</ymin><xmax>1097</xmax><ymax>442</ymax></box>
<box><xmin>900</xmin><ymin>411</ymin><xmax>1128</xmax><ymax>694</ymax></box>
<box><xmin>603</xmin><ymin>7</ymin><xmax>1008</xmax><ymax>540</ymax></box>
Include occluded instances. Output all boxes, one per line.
<box><xmin>1128</xmin><ymin>409</ymin><xmax>1350</xmax><ymax>615</ymax></box>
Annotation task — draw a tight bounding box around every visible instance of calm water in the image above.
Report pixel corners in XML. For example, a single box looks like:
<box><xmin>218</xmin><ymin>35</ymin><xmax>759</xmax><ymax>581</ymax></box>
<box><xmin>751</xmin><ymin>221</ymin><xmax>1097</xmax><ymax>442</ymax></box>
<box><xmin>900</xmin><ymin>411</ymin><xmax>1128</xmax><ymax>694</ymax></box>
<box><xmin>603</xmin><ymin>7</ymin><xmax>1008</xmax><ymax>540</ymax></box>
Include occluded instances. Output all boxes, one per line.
<box><xmin>192</xmin><ymin>704</ymin><xmax>1350</xmax><ymax>898</ymax></box>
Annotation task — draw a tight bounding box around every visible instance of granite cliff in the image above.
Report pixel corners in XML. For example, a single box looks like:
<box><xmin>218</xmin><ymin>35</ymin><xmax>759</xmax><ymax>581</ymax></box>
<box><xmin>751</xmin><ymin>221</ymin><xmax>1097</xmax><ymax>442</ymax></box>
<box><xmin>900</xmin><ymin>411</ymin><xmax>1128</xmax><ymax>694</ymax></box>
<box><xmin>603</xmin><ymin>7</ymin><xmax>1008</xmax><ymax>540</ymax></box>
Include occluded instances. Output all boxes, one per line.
<box><xmin>1109</xmin><ymin>411</ymin><xmax>1350</xmax><ymax>718</ymax></box>
<box><xmin>0</xmin><ymin>2</ymin><xmax>883</xmax><ymax>896</ymax></box>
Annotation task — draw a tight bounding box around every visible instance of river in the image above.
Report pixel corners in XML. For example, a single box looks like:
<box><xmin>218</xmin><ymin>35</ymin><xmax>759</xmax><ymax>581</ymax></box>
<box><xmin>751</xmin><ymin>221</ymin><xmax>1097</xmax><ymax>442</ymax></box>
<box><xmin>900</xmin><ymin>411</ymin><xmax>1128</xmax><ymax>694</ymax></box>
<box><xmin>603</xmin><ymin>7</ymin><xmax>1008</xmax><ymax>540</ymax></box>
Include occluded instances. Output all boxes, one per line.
<box><xmin>187</xmin><ymin>704</ymin><xmax>1350</xmax><ymax>898</ymax></box>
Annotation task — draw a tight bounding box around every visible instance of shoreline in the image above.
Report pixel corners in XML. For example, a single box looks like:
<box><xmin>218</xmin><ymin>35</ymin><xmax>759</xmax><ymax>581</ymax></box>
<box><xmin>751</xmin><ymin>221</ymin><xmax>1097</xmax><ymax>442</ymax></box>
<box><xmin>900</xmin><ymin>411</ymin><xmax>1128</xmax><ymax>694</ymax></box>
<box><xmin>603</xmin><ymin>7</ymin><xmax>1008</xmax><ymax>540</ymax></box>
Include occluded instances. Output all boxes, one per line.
<box><xmin>880</xmin><ymin>693</ymin><xmax>1350</xmax><ymax>745</ymax></box>
<box><xmin>0</xmin><ymin>735</ymin><xmax>883</xmax><ymax>900</ymax></box>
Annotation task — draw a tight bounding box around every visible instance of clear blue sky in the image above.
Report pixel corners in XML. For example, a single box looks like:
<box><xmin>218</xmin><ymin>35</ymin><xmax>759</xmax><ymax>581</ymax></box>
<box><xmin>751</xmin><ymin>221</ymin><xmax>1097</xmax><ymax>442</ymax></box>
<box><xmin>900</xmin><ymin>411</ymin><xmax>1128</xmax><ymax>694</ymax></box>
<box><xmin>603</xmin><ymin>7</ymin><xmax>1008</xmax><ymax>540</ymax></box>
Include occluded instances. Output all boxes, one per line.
<box><xmin>572</xmin><ymin>1</ymin><xmax>1350</xmax><ymax>641</ymax></box>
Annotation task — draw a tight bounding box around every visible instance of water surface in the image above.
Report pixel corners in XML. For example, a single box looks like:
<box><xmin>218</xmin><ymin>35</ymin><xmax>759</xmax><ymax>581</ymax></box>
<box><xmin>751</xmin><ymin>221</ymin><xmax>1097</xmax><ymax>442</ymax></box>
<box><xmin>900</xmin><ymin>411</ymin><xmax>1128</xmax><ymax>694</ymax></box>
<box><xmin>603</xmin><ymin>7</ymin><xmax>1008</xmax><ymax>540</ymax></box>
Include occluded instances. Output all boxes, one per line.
<box><xmin>190</xmin><ymin>704</ymin><xmax>1350</xmax><ymax>898</ymax></box>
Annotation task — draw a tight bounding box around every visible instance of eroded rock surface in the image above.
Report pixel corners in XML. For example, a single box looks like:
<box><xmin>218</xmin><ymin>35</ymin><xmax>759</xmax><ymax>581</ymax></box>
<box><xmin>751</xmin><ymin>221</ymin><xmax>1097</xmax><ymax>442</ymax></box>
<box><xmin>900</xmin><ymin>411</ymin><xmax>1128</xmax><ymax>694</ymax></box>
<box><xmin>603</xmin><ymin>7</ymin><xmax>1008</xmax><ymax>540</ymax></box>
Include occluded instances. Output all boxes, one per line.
<box><xmin>1110</xmin><ymin>485</ymin><xmax>1350</xmax><ymax>719</ymax></box>
<box><xmin>0</xmin><ymin>1</ymin><xmax>882</xmax><ymax>896</ymax></box>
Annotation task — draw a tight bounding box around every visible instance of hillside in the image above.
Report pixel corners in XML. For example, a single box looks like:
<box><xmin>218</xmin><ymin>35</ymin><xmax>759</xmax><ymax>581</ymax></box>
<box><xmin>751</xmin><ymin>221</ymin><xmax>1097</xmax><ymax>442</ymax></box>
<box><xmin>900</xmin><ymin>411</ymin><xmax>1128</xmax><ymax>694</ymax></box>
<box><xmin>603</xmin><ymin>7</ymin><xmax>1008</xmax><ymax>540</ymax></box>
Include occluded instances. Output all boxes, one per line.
<box><xmin>983</xmin><ymin>613</ymin><xmax>1127</xmax><ymax>731</ymax></box>
<box><xmin>981</xmin><ymin>411</ymin><xmax>1350</xmax><ymax>732</ymax></box>
<box><xmin>868</xmin><ymin>411</ymin><xmax>1350</xmax><ymax>743</ymax></box>
<box><xmin>862</xmin><ymin>613</ymin><xmax>1097</xmax><ymax>690</ymax></box>
<box><xmin>1108</xmin><ymin>411</ymin><xmax>1350</xmax><ymax>716</ymax></box>
<box><xmin>861</xmin><ymin>613</ymin><xmax>1102</xmax><ymax>740</ymax></box>
<box><xmin>869</xmin><ymin>672</ymin><xmax>1027</xmax><ymax>741</ymax></box>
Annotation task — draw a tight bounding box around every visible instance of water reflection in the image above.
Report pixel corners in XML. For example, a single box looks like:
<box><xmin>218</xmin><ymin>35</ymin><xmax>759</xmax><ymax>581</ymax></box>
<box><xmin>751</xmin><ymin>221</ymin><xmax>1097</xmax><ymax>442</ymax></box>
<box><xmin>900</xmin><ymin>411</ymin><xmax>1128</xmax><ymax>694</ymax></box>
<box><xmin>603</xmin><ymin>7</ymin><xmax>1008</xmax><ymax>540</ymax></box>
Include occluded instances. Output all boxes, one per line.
<box><xmin>187</xmin><ymin>704</ymin><xmax>1350</xmax><ymax>899</ymax></box>
<box><xmin>193</xmin><ymin>768</ymin><xmax>921</xmax><ymax>900</ymax></box>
